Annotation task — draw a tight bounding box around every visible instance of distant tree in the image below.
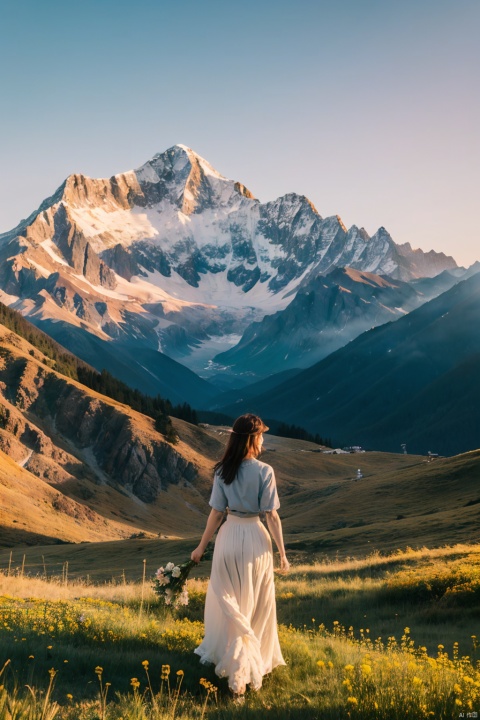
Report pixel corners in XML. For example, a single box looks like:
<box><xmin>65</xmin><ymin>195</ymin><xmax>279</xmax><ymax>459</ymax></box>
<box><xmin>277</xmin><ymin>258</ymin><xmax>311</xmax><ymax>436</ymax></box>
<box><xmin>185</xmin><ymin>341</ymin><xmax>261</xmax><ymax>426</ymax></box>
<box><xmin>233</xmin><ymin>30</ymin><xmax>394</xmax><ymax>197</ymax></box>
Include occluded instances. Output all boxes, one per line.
<box><xmin>276</xmin><ymin>422</ymin><xmax>332</xmax><ymax>447</ymax></box>
<box><xmin>172</xmin><ymin>402</ymin><xmax>199</xmax><ymax>424</ymax></box>
<box><xmin>197</xmin><ymin>410</ymin><xmax>235</xmax><ymax>426</ymax></box>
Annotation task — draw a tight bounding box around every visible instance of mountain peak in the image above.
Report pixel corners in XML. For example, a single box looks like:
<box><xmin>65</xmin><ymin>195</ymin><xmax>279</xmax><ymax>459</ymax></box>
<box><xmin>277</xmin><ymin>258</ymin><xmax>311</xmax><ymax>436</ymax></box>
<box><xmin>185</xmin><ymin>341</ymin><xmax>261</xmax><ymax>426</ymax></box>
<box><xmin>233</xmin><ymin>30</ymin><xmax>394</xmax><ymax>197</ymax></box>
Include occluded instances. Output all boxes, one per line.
<box><xmin>132</xmin><ymin>144</ymin><xmax>257</xmax><ymax>215</ymax></box>
<box><xmin>140</xmin><ymin>144</ymin><xmax>226</xmax><ymax>183</ymax></box>
<box><xmin>173</xmin><ymin>144</ymin><xmax>226</xmax><ymax>180</ymax></box>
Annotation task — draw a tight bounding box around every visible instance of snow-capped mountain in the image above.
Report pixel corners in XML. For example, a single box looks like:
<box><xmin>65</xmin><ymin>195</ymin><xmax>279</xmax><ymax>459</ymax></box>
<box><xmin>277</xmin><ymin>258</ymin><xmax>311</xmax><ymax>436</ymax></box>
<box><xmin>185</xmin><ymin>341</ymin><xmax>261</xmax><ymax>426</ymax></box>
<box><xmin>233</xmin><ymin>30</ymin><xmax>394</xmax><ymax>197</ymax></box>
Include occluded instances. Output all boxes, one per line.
<box><xmin>0</xmin><ymin>144</ymin><xmax>459</xmax><ymax>396</ymax></box>
<box><xmin>217</xmin><ymin>270</ymin><xmax>480</xmax><ymax>456</ymax></box>
<box><xmin>213</xmin><ymin>267</ymin><xmax>463</xmax><ymax>377</ymax></box>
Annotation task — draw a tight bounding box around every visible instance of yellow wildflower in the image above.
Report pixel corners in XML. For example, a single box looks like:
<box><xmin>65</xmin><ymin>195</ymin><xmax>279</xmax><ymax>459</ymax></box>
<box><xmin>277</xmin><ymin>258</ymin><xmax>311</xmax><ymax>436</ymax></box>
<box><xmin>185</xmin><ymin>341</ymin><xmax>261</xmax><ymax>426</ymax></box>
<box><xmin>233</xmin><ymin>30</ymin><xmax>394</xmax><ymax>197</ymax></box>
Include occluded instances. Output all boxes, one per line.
<box><xmin>347</xmin><ymin>696</ymin><xmax>358</xmax><ymax>705</ymax></box>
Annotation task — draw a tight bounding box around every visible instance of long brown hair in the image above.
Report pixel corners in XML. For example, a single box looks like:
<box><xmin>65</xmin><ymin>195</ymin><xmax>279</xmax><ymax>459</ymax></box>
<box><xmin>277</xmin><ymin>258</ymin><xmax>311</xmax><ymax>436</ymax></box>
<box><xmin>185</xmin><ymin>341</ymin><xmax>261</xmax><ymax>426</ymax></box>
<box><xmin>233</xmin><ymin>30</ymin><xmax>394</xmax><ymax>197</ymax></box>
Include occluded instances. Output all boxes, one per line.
<box><xmin>214</xmin><ymin>414</ymin><xmax>269</xmax><ymax>485</ymax></box>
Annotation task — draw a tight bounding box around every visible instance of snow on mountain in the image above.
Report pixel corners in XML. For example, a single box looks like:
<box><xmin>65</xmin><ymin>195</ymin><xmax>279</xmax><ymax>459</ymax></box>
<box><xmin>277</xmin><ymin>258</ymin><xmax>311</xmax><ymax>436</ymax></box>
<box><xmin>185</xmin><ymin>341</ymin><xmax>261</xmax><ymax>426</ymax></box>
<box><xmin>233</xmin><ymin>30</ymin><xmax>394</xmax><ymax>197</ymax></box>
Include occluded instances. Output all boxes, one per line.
<box><xmin>213</xmin><ymin>266</ymin><xmax>463</xmax><ymax>378</ymax></box>
<box><xmin>220</xmin><ymin>271</ymin><xmax>480</xmax><ymax>456</ymax></box>
<box><xmin>0</xmin><ymin>144</ymin><xmax>459</xmax><ymax>393</ymax></box>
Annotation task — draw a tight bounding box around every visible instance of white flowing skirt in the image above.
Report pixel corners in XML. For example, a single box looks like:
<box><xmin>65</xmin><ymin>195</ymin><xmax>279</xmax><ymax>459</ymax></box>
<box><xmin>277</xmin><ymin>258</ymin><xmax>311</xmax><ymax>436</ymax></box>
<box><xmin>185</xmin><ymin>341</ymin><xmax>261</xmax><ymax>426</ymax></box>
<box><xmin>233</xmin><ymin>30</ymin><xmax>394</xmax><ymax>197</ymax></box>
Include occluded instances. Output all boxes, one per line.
<box><xmin>194</xmin><ymin>514</ymin><xmax>285</xmax><ymax>693</ymax></box>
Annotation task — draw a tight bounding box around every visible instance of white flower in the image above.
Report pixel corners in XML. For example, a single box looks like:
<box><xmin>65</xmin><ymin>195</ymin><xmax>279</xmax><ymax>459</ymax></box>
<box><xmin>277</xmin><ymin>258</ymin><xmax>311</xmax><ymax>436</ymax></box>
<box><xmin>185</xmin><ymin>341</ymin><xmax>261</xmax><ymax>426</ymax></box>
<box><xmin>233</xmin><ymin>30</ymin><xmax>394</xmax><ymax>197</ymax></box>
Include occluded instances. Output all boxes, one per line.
<box><xmin>171</xmin><ymin>566</ymin><xmax>181</xmax><ymax>578</ymax></box>
<box><xmin>165</xmin><ymin>588</ymin><xmax>173</xmax><ymax>597</ymax></box>
<box><xmin>165</xmin><ymin>562</ymin><xmax>175</xmax><ymax>572</ymax></box>
<box><xmin>165</xmin><ymin>596</ymin><xmax>171</xmax><ymax>605</ymax></box>
<box><xmin>177</xmin><ymin>590</ymin><xmax>189</xmax><ymax>606</ymax></box>
<box><xmin>155</xmin><ymin>568</ymin><xmax>165</xmax><ymax>579</ymax></box>
<box><xmin>157</xmin><ymin>574</ymin><xmax>170</xmax><ymax>586</ymax></box>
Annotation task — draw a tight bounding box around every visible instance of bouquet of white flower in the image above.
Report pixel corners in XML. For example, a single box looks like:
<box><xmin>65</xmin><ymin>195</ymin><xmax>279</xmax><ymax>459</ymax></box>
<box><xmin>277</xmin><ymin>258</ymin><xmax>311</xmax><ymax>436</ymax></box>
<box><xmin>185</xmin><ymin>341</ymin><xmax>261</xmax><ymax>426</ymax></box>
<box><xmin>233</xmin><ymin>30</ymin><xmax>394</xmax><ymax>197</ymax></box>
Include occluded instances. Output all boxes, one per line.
<box><xmin>153</xmin><ymin>546</ymin><xmax>212</xmax><ymax>609</ymax></box>
<box><xmin>152</xmin><ymin>559</ymin><xmax>196</xmax><ymax>609</ymax></box>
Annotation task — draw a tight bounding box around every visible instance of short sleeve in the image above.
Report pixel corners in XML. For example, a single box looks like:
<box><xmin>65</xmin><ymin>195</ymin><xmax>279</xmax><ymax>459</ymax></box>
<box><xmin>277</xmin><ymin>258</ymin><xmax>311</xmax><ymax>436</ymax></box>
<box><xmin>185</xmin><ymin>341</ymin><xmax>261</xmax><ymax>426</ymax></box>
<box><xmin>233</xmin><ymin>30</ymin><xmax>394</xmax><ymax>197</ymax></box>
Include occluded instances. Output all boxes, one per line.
<box><xmin>209</xmin><ymin>472</ymin><xmax>227</xmax><ymax>512</ymax></box>
<box><xmin>259</xmin><ymin>466</ymin><xmax>280</xmax><ymax>512</ymax></box>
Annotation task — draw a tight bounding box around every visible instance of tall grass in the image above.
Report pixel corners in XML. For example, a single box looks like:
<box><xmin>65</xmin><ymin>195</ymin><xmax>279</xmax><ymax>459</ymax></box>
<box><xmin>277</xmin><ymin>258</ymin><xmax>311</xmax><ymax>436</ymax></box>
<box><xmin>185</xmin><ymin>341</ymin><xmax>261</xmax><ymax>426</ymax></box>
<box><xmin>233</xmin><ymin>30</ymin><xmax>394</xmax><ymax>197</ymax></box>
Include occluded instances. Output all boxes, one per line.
<box><xmin>1</xmin><ymin>543</ymin><xmax>479</xmax><ymax>718</ymax></box>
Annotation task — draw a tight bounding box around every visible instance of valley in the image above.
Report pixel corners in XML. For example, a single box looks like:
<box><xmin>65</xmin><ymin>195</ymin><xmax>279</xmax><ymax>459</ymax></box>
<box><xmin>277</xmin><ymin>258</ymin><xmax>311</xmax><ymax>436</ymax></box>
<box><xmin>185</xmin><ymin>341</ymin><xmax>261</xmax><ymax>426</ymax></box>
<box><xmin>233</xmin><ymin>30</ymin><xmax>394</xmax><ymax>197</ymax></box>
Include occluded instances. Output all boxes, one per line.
<box><xmin>1</xmin><ymin>274</ymin><xmax>479</xmax><ymax>720</ymax></box>
<box><xmin>2</xmin><ymin>407</ymin><xmax>479</xmax><ymax>576</ymax></box>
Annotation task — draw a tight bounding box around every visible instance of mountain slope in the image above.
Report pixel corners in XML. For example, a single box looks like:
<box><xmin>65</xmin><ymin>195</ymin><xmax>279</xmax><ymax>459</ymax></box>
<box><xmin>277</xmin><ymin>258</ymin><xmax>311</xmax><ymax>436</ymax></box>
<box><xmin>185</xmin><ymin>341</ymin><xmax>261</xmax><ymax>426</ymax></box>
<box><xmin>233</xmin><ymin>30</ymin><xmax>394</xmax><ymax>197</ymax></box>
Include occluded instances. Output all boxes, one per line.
<box><xmin>4</xmin><ymin>442</ymin><xmax>480</xmax><ymax>565</ymax></box>
<box><xmin>0</xmin><ymin>321</ymin><xmax>227</xmax><ymax>546</ymax></box>
<box><xmin>213</xmin><ymin>267</ymin><xmax>461</xmax><ymax>376</ymax></box>
<box><xmin>0</xmin><ymin>145</ymin><xmax>457</xmax><ymax>391</ymax></box>
<box><xmin>34</xmin><ymin>319</ymin><xmax>217</xmax><ymax>407</ymax></box>
<box><xmin>3</xmin><ymin>287</ymin><xmax>479</xmax><ymax>558</ymax></box>
<box><xmin>280</xmin><ymin>447</ymin><xmax>480</xmax><ymax>555</ymax></box>
<box><xmin>218</xmin><ymin>272</ymin><xmax>480</xmax><ymax>455</ymax></box>
<box><xmin>1</xmin><ymin>314</ymin><xmax>479</xmax><ymax>556</ymax></box>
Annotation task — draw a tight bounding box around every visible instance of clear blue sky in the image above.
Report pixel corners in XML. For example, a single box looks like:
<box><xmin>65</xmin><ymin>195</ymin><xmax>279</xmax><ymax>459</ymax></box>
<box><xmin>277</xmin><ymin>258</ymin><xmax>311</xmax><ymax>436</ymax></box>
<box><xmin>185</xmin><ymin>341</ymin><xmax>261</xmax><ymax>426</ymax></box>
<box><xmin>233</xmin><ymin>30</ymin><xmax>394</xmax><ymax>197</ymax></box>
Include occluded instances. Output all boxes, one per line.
<box><xmin>1</xmin><ymin>0</ymin><xmax>479</xmax><ymax>266</ymax></box>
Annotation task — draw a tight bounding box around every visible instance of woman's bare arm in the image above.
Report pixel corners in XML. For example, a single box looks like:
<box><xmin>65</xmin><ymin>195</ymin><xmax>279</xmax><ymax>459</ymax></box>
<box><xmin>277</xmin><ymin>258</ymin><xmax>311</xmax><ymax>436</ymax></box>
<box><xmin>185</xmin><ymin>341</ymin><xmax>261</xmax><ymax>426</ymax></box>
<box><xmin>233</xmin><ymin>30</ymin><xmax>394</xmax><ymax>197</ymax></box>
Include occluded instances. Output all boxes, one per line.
<box><xmin>191</xmin><ymin>509</ymin><xmax>225</xmax><ymax>563</ymax></box>
<box><xmin>266</xmin><ymin>509</ymin><xmax>290</xmax><ymax>572</ymax></box>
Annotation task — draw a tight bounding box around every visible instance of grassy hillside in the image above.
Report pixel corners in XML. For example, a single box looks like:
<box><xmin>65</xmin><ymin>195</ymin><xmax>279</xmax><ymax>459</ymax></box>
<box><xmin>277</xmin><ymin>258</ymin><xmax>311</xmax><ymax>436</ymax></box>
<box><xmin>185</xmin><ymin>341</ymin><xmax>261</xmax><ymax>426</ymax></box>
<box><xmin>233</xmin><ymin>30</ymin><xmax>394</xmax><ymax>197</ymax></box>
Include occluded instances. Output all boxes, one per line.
<box><xmin>1</xmin><ymin>304</ymin><xmax>480</xmax><ymax>572</ymax></box>
<box><xmin>0</xmin><ymin>325</ymin><xmax>225</xmax><ymax>548</ymax></box>
<box><xmin>1</xmin><ymin>543</ymin><xmax>479</xmax><ymax>719</ymax></box>
<box><xmin>2</xmin><ymin>435</ymin><xmax>480</xmax><ymax>576</ymax></box>
<box><xmin>3</xmin><ymin>417</ymin><xmax>478</xmax><ymax>717</ymax></box>
<box><xmin>0</xmin><ymin>301</ymin><xmax>199</xmax><ymax>440</ymax></box>
<box><xmin>0</xmin><ymin>439</ymin><xmax>210</xmax><ymax>548</ymax></box>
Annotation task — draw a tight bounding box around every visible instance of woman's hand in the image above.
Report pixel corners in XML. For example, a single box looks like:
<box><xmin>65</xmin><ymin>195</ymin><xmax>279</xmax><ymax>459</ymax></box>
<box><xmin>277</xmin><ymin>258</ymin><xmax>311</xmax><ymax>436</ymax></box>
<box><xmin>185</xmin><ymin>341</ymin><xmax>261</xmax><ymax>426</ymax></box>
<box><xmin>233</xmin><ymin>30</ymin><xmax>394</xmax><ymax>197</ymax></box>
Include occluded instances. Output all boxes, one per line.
<box><xmin>279</xmin><ymin>554</ymin><xmax>290</xmax><ymax>573</ymax></box>
<box><xmin>191</xmin><ymin>546</ymin><xmax>204</xmax><ymax>563</ymax></box>
<box><xmin>191</xmin><ymin>509</ymin><xmax>224</xmax><ymax>564</ymax></box>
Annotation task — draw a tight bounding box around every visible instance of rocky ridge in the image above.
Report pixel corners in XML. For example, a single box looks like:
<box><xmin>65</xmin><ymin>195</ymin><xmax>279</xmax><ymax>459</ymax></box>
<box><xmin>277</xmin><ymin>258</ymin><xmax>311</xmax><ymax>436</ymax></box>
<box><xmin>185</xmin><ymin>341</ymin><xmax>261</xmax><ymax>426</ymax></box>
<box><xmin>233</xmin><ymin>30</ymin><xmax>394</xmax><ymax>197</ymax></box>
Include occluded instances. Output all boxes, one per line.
<box><xmin>213</xmin><ymin>267</ymin><xmax>463</xmax><ymax>376</ymax></box>
<box><xmin>219</xmin><ymin>270</ymin><xmax>480</xmax><ymax>456</ymax></box>
<box><xmin>0</xmin><ymin>144</ymin><xmax>459</xmax><ymax>392</ymax></box>
<box><xmin>0</xmin><ymin>325</ymin><xmax>217</xmax><ymax>544</ymax></box>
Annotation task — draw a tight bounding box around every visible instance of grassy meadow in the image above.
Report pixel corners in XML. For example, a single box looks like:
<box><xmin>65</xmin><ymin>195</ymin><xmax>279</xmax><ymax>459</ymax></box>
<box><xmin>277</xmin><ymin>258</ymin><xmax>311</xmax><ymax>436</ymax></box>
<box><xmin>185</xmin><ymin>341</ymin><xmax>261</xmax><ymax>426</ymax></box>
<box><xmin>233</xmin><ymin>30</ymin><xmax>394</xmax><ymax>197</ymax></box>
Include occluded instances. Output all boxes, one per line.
<box><xmin>2</xmin><ymin>425</ymin><xmax>480</xmax><ymax>718</ymax></box>
<box><xmin>1</xmin><ymin>543</ymin><xmax>480</xmax><ymax>719</ymax></box>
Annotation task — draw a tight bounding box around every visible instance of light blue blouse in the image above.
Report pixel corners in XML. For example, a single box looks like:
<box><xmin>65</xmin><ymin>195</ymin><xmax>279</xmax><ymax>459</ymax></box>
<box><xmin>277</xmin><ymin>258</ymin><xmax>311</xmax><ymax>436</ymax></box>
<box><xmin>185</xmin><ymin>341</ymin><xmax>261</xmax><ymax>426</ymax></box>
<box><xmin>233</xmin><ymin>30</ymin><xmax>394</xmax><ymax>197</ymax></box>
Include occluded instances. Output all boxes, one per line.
<box><xmin>209</xmin><ymin>458</ymin><xmax>280</xmax><ymax>517</ymax></box>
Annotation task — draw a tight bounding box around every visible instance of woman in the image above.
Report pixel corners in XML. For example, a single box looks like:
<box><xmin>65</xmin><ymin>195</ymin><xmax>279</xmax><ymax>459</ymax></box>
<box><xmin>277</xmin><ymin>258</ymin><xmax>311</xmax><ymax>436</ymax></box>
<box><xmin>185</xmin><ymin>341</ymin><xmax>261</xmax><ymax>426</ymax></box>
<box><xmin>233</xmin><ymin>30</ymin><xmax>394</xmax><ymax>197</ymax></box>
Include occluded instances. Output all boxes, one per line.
<box><xmin>191</xmin><ymin>413</ymin><xmax>289</xmax><ymax>700</ymax></box>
